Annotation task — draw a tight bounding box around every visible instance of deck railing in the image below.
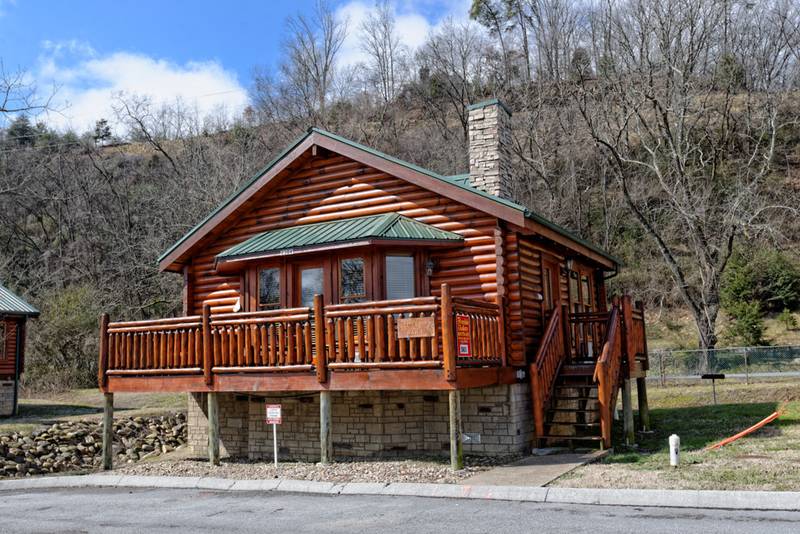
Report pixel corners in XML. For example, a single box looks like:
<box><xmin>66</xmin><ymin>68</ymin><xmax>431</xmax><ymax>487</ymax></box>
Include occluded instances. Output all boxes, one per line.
<box><xmin>594</xmin><ymin>306</ymin><xmax>624</xmax><ymax>448</ymax></box>
<box><xmin>568</xmin><ymin>310</ymin><xmax>610</xmax><ymax>361</ymax></box>
<box><xmin>529</xmin><ymin>306</ymin><xmax>565</xmax><ymax>437</ymax></box>
<box><xmin>99</xmin><ymin>283</ymin><xmax>503</xmax><ymax>386</ymax></box>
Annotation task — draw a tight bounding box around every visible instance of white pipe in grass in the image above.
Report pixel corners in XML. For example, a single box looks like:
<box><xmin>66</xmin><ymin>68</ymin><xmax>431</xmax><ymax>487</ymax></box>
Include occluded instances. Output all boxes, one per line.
<box><xmin>669</xmin><ymin>434</ymin><xmax>680</xmax><ymax>467</ymax></box>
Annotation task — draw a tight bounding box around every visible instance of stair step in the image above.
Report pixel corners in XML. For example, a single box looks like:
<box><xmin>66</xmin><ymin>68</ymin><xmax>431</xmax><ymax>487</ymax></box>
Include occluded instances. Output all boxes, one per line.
<box><xmin>548</xmin><ymin>407</ymin><xmax>599</xmax><ymax>413</ymax></box>
<box><xmin>553</xmin><ymin>395</ymin><xmax>598</xmax><ymax>401</ymax></box>
<box><xmin>539</xmin><ymin>435</ymin><xmax>603</xmax><ymax>442</ymax></box>
<box><xmin>549</xmin><ymin>422</ymin><xmax>601</xmax><ymax>428</ymax></box>
<box><xmin>560</xmin><ymin>364</ymin><xmax>595</xmax><ymax>376</ymax></box>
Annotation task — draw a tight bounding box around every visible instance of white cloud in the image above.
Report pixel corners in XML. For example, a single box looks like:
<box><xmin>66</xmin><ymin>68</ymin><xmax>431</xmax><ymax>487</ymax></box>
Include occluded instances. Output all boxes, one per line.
<box><xmin>35</xmin><ymin>42</ymin><xmax>249</xmax><ymax>133</ymax></box>
<box><xmin>335</xmin><ymin>0</ymin><xmax>470</xmax><ymax>69</ymax></box>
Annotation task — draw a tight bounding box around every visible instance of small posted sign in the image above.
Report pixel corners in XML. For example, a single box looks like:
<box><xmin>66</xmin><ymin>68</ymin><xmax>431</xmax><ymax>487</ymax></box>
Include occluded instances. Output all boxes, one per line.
<box><xmin>455</xmin><ymin>314</ymin><xmax>472</xmax><ymax>358</ymax></box>
<box><xmin>266</xmin><ymin>403</ymin><xmax>282</xmax><ymax>424</ymax></box>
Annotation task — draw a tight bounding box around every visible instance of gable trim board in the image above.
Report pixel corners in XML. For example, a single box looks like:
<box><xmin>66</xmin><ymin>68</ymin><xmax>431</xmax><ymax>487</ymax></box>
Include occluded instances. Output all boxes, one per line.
<box><xmin>158</xmin><ymin>128</ymin><xmax>619</xmax><ymax>273</ymax></box>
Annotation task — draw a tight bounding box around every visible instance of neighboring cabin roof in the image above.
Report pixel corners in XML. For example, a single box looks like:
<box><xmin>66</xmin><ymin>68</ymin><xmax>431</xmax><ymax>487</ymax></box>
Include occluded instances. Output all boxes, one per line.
<box><xmin>158</xmin><ymin>127</ymin><xmax>620</xmax><ymax>272</ymax></box>
<box><xmin>0</xmin><ymin>284</ymin><xmax>39</xmax><ymax>317</ymax></box>
<box><xmin>217</xmin><ymin>213</ymin><xmax>463</xmax><ymax>264</ymax></box>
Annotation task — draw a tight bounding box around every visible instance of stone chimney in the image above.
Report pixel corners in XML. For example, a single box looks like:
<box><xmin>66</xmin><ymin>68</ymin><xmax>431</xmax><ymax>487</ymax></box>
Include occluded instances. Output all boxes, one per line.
<box><xmin>467</xmin><ymin>99</ymin><xmax>513</xmax><ymax>199</ymax></box>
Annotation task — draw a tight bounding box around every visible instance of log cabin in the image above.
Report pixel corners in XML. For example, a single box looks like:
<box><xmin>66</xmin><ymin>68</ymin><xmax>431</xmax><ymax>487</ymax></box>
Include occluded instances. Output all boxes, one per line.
<box><xmin>97</xmin><ymin>100</ymin><xmax>650</xmax><ymax>469</ymax></box>
<box><xmin>0</xmin><ymin>284</ymin><xmax>39</xmax><ymax>417</ymax></box>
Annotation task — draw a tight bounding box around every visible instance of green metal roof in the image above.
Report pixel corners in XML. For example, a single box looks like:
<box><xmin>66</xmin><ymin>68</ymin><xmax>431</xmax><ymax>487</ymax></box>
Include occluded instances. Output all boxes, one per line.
<box><xmin>0</xmin><ymin>283</ymin><xmax>39</xmax><ymax>317</ymax></box>
<box><xmin>160</xmin><ymin>127</ymin><xmax>621</xmax><ymax>268</ymax></box>
<box><xmin>217</xmin><ymin>213</ymin><xmax>464</xmax><ymax>261</ymax></box>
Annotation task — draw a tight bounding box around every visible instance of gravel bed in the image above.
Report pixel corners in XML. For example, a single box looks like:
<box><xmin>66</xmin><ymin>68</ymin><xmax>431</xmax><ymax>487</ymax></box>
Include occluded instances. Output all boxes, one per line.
<box><xmin>116</xmin><ymin>455</ymin><xmax>521</xmax><ymax>484</ymax></box>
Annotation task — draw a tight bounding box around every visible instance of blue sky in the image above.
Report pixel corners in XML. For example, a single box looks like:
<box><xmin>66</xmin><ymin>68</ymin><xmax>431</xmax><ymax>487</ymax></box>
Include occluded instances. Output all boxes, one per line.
<box><xmin>0</xmin><ymin>0</ymin><xmax>469</xmax><ymax>132</ymax></box>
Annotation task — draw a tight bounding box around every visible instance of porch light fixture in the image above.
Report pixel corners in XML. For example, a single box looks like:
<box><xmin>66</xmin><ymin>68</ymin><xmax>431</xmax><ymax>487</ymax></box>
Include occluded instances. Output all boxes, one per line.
<box><xmin>425</xmin><ymin>258</ymin><xmax>437</xmax><ymax>277</ymax></box>
<box><xmin>566</xmin><ymin>258</ymin><xmax>574</xmax><ymax>271</ymax></box>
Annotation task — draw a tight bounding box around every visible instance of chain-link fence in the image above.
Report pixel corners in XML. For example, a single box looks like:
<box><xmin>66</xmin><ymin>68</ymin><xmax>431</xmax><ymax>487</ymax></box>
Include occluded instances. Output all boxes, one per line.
<box><xmin>649</xmin><ymin>345</ymin><xmax>800</xmax><ymax>385</ymax></box>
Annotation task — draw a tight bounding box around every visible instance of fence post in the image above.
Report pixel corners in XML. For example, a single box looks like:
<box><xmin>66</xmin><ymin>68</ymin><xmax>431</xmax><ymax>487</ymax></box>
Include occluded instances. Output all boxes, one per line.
<box><xmin>744</xmin><ymin>348</ymin><xmax>750</xmax><ymax>385</ymax></box>
<box><xmin>203</xmin><ymin>304</ymin><xmax>213</xmax><ymax>385</ymax></box>
<box><xmin>441</xmin><ymin>284</ymin><xmax>456</xmax><ymax>382</ymax></box>
<box><xmin>98</xmin><ymin>313</ymin><xmax>109</xmax><ymax>391</ymax></box>
<box><xmin>314</xmin><ymin>294</ymin><xmax>327</xmax><ymax>383</ymax></box>
<box><xmin>659</xmin><ymin>351</ymin><xmax>666</xmax><ymax>388</ymax></box>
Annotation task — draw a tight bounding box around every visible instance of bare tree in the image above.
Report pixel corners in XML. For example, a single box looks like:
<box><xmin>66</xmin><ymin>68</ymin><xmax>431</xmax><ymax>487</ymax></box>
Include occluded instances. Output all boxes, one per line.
<box><xmin>280</xmin><ymin>0</ymin><xmax>347</xmax><ymax>127</ymax></box>
<box><xmin>572</xmin><ymin>0</ymin><xmax>800</xmax><ymax>352</ymax></box>
<box><xmin>360</xmin><ymin>1</ymin><xmax>408</xmax><ymax>105</ymax></box>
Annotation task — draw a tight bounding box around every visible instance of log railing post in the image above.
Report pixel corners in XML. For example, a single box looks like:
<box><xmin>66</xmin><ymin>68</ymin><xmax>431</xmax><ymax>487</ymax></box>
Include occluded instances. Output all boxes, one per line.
<box><xmin>561</xmin><ymin>304</ymin><xmax>571</xmax><ymax>361</ymax></box>
<box><xmin>622</xmin><ymin>295</ymin><xmax>635</xmax><ymax>377</ymax></box>
<box><xmin>314</xmin><ymin>294</ymin><xmax>327</xmax><ymax>383</ymax></box>
<box><xmin>98</xmin><ymin>313</ymin><xmax>109</xmax><ymax>390</ymax></box>
<box><xmin>441</xmin><ymin>284</ymin><xmax>456</xmax><ymax>382</ymax></box>
<box><xmin>203</xmin><ymin>305</ymin><xmax>212</xmax><ymax>385</ymax></box>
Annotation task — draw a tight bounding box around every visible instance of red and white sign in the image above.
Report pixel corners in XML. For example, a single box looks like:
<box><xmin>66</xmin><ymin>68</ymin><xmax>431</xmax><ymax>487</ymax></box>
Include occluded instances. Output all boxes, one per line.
<box><xmin>456</xmin><ymin>314</ymin><xmax>472</xmax><ymax>358</ymax></box>
<box><xmin>265</xmin><ymin>403</ymin><xmax>282</xmax><ymax>425</ymax></box>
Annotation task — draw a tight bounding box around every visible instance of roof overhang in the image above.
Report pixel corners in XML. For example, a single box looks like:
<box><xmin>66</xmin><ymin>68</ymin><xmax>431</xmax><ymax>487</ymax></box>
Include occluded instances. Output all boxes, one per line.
<box><xmin>215</xmin><ymin>238</ymin><xmax>462</xmax><ymax>273</ymax></box>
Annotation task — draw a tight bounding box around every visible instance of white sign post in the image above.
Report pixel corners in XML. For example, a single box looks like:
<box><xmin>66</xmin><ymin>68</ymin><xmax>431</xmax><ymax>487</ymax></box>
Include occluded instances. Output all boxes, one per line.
<box><xmin>265</xmin><ymin>403</ymin><xmax>282</xmax><ymax>468</ymax></box>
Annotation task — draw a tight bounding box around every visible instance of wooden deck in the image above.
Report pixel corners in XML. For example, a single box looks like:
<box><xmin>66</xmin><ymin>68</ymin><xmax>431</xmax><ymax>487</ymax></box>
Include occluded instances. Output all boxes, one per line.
<box><xmin>98</xmin><ymin>284</ymin><xmax>512</xmax><ymax>393</ymax></box>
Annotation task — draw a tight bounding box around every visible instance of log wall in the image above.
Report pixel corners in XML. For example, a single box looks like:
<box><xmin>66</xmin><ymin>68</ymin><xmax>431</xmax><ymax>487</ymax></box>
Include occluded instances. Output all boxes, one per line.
<box><xmin>0</xmin><ymin>318</ymin><xmax>18</xmax><ymax>379</ymax></box>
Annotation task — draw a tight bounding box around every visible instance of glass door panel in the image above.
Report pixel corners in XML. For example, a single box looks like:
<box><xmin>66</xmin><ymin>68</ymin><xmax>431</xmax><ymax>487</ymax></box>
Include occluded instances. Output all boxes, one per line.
<box><xmin>299</xmin><ymin>267</ymin><xmax>323</xmax><ymax>307</ymax></box>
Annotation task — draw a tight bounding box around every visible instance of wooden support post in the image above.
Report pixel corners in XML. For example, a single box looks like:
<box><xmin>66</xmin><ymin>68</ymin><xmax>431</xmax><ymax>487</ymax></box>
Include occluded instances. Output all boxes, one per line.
<box><xmin>203</xmin><ymin>305</ymin><xmax>213</xmax><ymax>385</ymax></box>
<box><xmin>449</xmin><ymin>389</ymin><xmax>463</xmax><ymax>470</ymax></box>
<box><xmin>98</xmin><ymin>313</ymin><xmax>109</xmax><ymax>390</ymax></box>
<box><xmin>320</xmin><ymin>390</ymin><xmax>332</xmax><ymax>464</ymax></box>
<box><xmin>636</xmin><ymin>376</ymin><xmax>650</xmax><ymax>431</ymax></box>
<box><xmin>314</xmin><ymin>294</ymin><xmax>327</xmax><ymax>383</ymax></box>
<box><xmin>102</xmin><ymin>392</ymin><xmax>113</xmax><ymax>470</ymax></box>
<box><xmin>208</xmin><ymin>392</ymin><xmax>220</xmax><ymax>466</ymax></box>
<box><xmin>622</xmin><ymin>379</ymin><xmax>635</xmax><ymax>446</ymax></box>
<box><xmin>441</xmin><ymin>284</ymin><xmax>456</xmax><ymax>382</ymax></box>
<box><xmin>621</xmin><ymin>295</ymin><xmax>635</xmax><ymax>376</ymax></box>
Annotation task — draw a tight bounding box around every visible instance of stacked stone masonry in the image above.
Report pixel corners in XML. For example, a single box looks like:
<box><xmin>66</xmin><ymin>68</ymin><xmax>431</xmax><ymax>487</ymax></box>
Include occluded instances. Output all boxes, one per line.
<box><xmin>467</xmin><ymin>101</ymin><xmax>514</xmax><ymax>200</ymax></box>
<box><xmin>0</xmin><ymin>380</ymin><xmax>15</xmax><ymax>417</ymax></box>
<box><xmin>188</xmin><ymin>384</ymin><xmax>533</xmax><ymax>462</ymax></box>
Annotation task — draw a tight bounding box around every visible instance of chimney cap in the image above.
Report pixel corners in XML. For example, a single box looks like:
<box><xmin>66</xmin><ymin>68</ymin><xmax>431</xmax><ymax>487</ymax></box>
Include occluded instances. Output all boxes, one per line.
<box><xmin>466</xmin><ymin>98</ymin><xmax>512</xmax><ymax>117</ymax></box>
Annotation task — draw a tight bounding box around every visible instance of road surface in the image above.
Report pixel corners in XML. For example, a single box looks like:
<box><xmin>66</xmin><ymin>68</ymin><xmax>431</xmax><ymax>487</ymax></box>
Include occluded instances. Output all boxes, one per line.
<box><xmin>2</xmin><ymin>487</ymin><xmax>799</xmax><ymax>533</ymax></box>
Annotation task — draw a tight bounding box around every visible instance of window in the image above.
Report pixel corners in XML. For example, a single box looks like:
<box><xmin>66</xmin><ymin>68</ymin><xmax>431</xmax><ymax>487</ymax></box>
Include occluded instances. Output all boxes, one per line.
<box><xmin>258</xmin><ymin>268</ymin><xmax>281</xmax><ymax>310</ymax></box>
<box><xmin>386</xmin><ymin>255</ymin><xmax>415</xmax><ymax>300</ymax></box>
<box><xmin>300</xmin><ymin>267</ymin><xmax>324</xmax><ymax>307</ymax></box>
<box><xmin>340</xmin><ymin>257</ymin><xmax>366</xmax><ymax>303</ymax></box>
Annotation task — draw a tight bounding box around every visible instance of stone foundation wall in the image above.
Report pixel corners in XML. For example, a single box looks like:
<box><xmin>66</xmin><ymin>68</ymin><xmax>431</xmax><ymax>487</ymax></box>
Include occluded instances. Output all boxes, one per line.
<box><xmin>188</xmin><ymin>384</ymin><xmax>533</xmax><ymax>461</ymax></box>
<box><xmin>0</xmin><ymin>380</ymin><xmax>15</xmax><ymax>417</ymax></box>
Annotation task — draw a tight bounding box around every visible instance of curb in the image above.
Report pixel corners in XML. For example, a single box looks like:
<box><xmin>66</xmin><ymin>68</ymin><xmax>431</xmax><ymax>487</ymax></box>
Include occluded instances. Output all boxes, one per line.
<box><xmin>0</xmin><ymin>475</ymin><xmax>798</xmax><ymax>511</ymax></box>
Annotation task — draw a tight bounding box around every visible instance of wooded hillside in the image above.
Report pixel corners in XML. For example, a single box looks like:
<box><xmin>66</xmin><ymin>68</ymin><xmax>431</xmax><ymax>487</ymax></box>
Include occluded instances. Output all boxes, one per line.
<box><xmin>2</xmin><ymin>0</ymin><xmax>800</xmax><ymax>390</ymax></box>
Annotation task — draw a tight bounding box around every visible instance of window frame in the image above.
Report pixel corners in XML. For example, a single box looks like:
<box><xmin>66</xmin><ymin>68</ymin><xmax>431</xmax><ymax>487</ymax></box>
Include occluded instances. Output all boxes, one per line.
<box><xmin>384</xmin><ymin>252</ymin><xmax>417</xmax><ymax>301</ymax></box>
<box><xmin>338</xmin><ymin>255</ymin><xmax>368</xmax><ymax>304</ymax></box>
<box><xmin>257</xmin><ymin>266</ymin><xmax>282</xmax><ymax>310</ymax></box>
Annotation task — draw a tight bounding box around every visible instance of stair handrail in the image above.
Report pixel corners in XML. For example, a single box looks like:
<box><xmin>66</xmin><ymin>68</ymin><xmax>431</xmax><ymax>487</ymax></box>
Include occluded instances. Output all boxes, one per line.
<box><xmin>529</xmin><ymin>306</ymin><xmax>565</xmax><ymax>438</ymax></box>
<box><xmin>593</xmin><ymin>305</ymin><xmax>624</xmax><ymax>448</ymax></box>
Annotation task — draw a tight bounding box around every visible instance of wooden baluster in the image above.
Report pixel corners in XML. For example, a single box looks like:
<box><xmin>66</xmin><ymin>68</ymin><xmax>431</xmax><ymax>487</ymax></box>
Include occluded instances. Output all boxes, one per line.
<box><xmin>249</xmin><ymin>324</ymin><xmax>259</xmax><ymax>367</ymax></box>
<box><xmin>259</xmin><ymin>326</ymin><xmax>268</xmax><ymax>365</ymax></box>
<box><xmin>346</xmin><ymin>318</ymin><xmax>355</xmax><ymax>363</ymax></box>
<box><xmin>325</xmin><ymin>318</ymin><xmax>335</xmax><ymax>369</ymax></box>
<box><xmin>398</xmin><ymin>327</ymin><xmax>408</xmax><ymax>361</ymax></box>
<box><xmin>335</xmin><ymin>318</ymin><xmax>345</xmax><ymax>363</ymax></box>
<box><xmin>268</xmin><ymin>324</ymin><xmax>276</xmax><ymax>366</ymax></box>
<box><xmin>356</xmin><ymin>317</ymin><xmax>365</xmax><ymax>364</ymax></box>
<box><xmin>366</xmin><ymin>316</ymin><xmax>375</xmax><ymax>362</ymax></box>
<box><xmin>243</xmin><ymin>324</ymin><xmax>252</xmax><ymax>366</ymax></box>
<box><xmin>387</xmin><ymin>315</ymin><xmax>397</xmax><ymax>362</ymax></box>
<box><xmin>181</xmin><ymin>330</ymin><xmax>188</xmax><ymax>368</ymax></box>
<box><xmin>107</xmin><ymin>332</ymin><xmax>115</xmax><ymax>371</ymax></box>
<box><xmin>220</xmin><ymin>328</ymin><xmax>229</xmax><ymax>367</ymax></box>
<box><xmin>285</xmin><ymin>322</ymin><xmax>295</xmax><ymax>365</ymax></box>
<box><xmin>375</xmin><ymin>315</ymin><xmax>386</xmax><ymax>362</ymax></box>
<box><xmin>304</xmin><ymin>323</ymin><xmax>313</xmax><ymax>364</ymax></box>
<box><xmin>277</xmin><ymin>323</ymin><xmax>286</xmax><ymax>365</ymax></box>
<box><xmin>409</xmin><ymin>313</ymin><xmax>419</xmax><ymax>361</ymax></box>
<box><xmin>125</xmin><ymin>333</ymin><xmax>133</xmax><ymax>369</ymax></box>
<box><xmin>295</xmin><ymin>323</ymin><xmax>304</xmax><ymax>364</ymax></box>
<box><xmin>236</xmin><ymin>325</ymin><xmax>245</xmax><ymax>366</ymax></box>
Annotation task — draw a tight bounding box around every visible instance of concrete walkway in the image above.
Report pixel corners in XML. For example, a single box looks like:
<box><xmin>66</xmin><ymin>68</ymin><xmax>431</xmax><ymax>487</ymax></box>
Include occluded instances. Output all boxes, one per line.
<box><xmin>1</xmin><ymin>474</ymin><xmax>800</xmax><ymax>512</ymax></box>
<box><xmin>465</xmin><ymin>450</ymin><xmax>607</xmax><ymax>486</ymax></box>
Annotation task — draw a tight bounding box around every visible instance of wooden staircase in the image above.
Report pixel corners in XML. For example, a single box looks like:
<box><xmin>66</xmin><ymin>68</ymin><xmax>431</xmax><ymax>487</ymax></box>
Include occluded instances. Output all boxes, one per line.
<box><xmin>537</xmin><ymin>363</ymin><xmax>604</xmax><ymax>447</ymax></box>
<box><xmin>529</xmin><ymin>297</ymin><xmax>646</xmax><ymax>450</ymax></box>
